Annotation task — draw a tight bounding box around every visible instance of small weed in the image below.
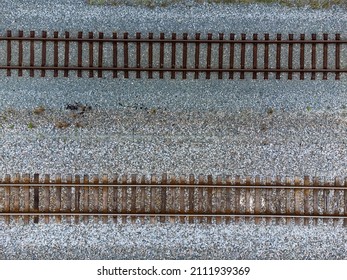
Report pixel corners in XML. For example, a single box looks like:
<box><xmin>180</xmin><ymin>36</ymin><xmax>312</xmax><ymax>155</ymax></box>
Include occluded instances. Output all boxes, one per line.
<box><xmin>149</xmin><ymin>108</ymin><xmax>157</xmax><ymax>115</ymax></box>
<box><xmin>75</xmin><ymin>122</ymin><xmax>84</xmax><ymax>128</ymax></box>
<box><xmin>9</xmin><ymin>124</ymin><xmax>14</xmax><ymax>129</ymax></box>
<box><xmin>88</xmin><ymin>0</ymin><xmax>107</xmax><ymax>4</ymax></box>
<box><xmin>27</xmin><ymin>122</ymin><xmax>35</xmax><ymax>129</ymax></box>
<box><xmin>66</xmin><ymin>102</ymin><xmax>92</xmax><ymax>115</ymax></box>
<box><xmin>267</xmin><ymin>108</ymin><xmax>274</xmax><ymax>115</ymax></box>
<box><xmin>87</xmin><ymin>0</ymin><xmax>347</xmax><ymax>9</ymax></box>
<box><xmin>33</xmin><ymin>106</ymin><xmax>45</xmax><ymax>115</ymax></box>
<box><xmin>306</xmin><ymin>106</ymin><xmax>312</xmax><ymax>112</ymax></box>
<box><xmin>37</xmin><ymin>133</ymin><xmax>44</xmax><ymax>140</ymax></box>
<box><xmin>55</xmin><ymin>121</ymin><xmax>70</xmax><ymax>129</ymax></box>
<box><xmin>5</xmin><ymin>108</ymin><xmax>15</xmax><ymax>114</ymax></box>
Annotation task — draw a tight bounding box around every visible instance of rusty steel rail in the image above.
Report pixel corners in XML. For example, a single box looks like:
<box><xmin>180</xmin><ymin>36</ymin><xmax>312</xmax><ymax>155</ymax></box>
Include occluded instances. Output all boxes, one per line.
<box><xmin>1</xmin><ymin>173</ymin><xmax>347</xmax><ymax>225</ymax></box>
<box><xmin>0</xmin><ymin>31</ymin><xmax>345</xmax><ymax>80</ymax></box>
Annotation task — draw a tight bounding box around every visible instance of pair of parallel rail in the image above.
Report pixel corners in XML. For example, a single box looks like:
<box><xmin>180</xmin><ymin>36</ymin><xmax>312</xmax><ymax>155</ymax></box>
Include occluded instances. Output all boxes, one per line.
<box><xmin>1</xmin><ymin>174</ymin><xmax>347</xmax><ymax>225</ymax></box>
<box><xmin>0</xmin><ymin>31</ymin><xmax>346</xmax><ymax>79</ymax></box>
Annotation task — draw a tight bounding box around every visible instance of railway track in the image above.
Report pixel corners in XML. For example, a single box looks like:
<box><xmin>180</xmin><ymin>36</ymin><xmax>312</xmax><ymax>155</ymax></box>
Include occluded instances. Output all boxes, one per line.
<box><xmin>0</xmin><ymin>31</ymin><xmax>345</xmax><ymax>80</ymax></box>
<box><xmin>0</xmin><ymin>173</ymin><xmax>347</xmax><ymax>225</ymax></box>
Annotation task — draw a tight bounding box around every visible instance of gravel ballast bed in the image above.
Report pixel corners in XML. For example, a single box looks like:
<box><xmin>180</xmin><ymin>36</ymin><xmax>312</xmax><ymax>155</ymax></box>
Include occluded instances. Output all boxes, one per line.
<box><xmin>1</xmin><ymin>0</ymin><xmax>347</xmax><ymax>34</ymax></box>
<box><xmin>0</xmin><ymin>222</ymin><xmax>346</xmax><ymax>260</ymax></box>
<box><xmin>0</xmin><ymin>77</ymin><xmax>347</xmax><ymax>177</ymax></box>
<box><xmin>1</xmin><ymin>1</ymin><xmax>347</xmax><ymax>260</ymax></box>
<box><xmin>1</xmin><ymin>76</ymin><xmax>347</xmax><ymax>259</ymax></box>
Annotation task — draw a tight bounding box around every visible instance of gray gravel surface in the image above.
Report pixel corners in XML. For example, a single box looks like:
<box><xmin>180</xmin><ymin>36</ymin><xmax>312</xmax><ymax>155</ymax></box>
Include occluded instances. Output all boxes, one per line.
<box><xmin>0</xmin><ymin>222</ymin><xmax>346</xmax><ymax>260</ymax></box>
<box><xmin>1</xmin><ymin>77</ymin><xmax>347</xmax><ymax>177</ymax></box>
<box><xmin>1</xmin><ymin>1</ymin><xmax>347</xmax><ymax>260</ymax></box>
<box><xmin>1</xmin><ymin>0</ymin><xmax>347</xmax><ymax>34</ymax></box>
